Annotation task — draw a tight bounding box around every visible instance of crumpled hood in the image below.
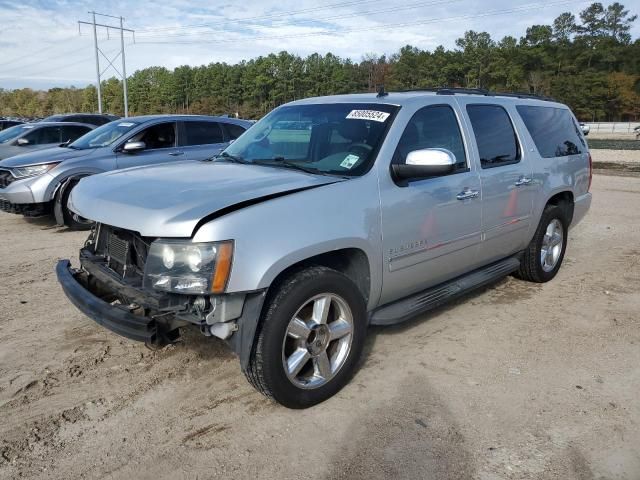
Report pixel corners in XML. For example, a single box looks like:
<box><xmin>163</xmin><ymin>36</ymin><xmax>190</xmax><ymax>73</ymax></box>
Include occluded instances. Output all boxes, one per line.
<box><xmin>0</xmin><ymin>146</ymin><xmax>95</xmax><ymax>167</ymax></box>
<box><xmin>69</xmin><ymin>161</ymin><xmax>343</xmax><ymax>237</ymax></box>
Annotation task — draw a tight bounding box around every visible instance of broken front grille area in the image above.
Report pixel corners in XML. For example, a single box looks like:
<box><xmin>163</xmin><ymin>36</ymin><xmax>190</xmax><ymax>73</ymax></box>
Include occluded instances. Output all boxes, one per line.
<box><xmin>93</xmin><ymin>223</ymin><xmax>154</xmax><ymax>280</ymax></box>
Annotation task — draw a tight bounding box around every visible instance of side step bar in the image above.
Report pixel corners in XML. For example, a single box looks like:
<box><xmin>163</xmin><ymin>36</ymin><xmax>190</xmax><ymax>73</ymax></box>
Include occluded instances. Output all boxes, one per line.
<box><xmin>369</xmin><ymin>255</ymin><xmax>522</xmax><ymax>326</ymax></box>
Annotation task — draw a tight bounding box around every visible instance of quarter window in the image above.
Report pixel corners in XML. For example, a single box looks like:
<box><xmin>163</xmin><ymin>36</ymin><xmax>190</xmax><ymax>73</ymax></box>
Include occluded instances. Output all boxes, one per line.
<box><xmin>516</xmin><ymin>105</ymin><xmax>585</xmax><ymax>158</ymax></box>
<box><xmin>394</xmin><ymin>105</ymin><xmax>467</xmax><ymax>173</ymax></box>
<box><xmin>183</xmin><ymin>121</ymin><xmax>224</xmax><ymax>146</ymax></box>
<box><xmin>224</xmin><ymin>123</ymin><xmax>247</xmax><ymax>140</ymax></box>
<box><xmin>466</xmin><ymin>105</ymin><xmax>520</xmax><ymax>168</ymax></box>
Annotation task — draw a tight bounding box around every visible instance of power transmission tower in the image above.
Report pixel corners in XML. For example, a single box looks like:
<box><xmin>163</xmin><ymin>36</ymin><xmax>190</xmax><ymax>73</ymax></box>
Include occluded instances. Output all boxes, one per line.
<box><xmin>78</xmin><ymin>12</ymin><xmax>135</xmax><ymax>117</ymax></box>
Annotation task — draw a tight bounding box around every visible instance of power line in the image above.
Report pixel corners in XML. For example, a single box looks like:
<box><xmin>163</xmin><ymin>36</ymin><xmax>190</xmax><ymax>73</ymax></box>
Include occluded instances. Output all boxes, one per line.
<box><xmin>136</xmin><ymin>0</ymin><xmax>463</xmax><ymax>40</ymax></box>
<box><xmin>134</xmin><ymin>0</ymin><xmax>383</xmax><ymax>33</ymax></box>
<box><xmin>137</xmin><ymin>0</ymin><xmax>588</xmax><ymax>46</ymax></box>
<box><xmin>0</xmin><ymin>46</ymin><xmax>123</xmax><ymax>80</ymax></box>
<box><xmin>0</xmin><ymin>40</ymin><xmax>75</xmax><ymax>69</ymax></box>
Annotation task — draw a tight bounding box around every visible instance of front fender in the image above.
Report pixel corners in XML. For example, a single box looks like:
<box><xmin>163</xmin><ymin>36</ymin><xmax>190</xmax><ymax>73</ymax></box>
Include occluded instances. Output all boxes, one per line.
<box><xmin>192</xmin><ymin>174</ymin><xmax>383</xmax><ymax>309</ymax></box>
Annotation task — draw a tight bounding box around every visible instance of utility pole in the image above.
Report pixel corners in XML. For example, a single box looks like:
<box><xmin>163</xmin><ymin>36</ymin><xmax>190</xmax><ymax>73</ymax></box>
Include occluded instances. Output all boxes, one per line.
<box><xmin>91</xmin><ymin>12</ymin><xmax>102</xmax><ymax>113</ymax></box>
<box><xmin>119</xmin><ymin>16</ymin><xmax>129</xmax><ymax>117</ymax></box>
<box><xmin>78</xmin><ymin>12</ymin><xmax>134</xmax><ymax>117</ymax></box>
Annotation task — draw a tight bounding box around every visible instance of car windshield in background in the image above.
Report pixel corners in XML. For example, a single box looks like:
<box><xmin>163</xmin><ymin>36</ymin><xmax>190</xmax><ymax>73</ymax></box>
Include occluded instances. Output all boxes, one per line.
<box><xmin>221</xmin><ymin>103</ymin><xmax>398</xmax><ymax>176</ymax></box>
<box><xmin>0</xmin><ymin>124</ymin><xmax>33</xmax><ymax>144</ymax></box>
<box><xmin>68</xmin><ymin>120</ymin><xmax>139</xmax><ymax>149</ymax></box>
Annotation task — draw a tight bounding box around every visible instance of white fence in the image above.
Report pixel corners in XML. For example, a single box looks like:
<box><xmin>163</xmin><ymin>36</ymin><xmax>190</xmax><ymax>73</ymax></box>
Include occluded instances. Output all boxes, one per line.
<box><xmin>585</xmin><ymin>122</ymin><xmax>640</xmax><ymax>134</ymax></box>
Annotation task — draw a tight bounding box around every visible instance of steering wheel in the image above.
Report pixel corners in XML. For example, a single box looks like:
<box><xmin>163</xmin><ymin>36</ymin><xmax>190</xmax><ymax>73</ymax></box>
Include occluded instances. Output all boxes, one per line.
<box><xmin>348</xmin><ymin>143</ymin><xmax>373</xmax><ymax>156</ymax></box>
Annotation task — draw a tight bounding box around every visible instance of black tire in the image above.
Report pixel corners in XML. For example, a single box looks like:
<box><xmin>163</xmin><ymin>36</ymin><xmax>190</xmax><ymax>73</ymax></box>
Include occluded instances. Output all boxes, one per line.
<box><xmin>244</xmin><ymin>266</ymin><xmax>367</xmax><ymax>409</ymax></box>
<box><xmin>59</xmin><ymin>180</ymin><xmax>92</xmax><ymax>231</ymax></box>
<box><xmin>515</xmin><ymin>204</ymin><xmax>569</xmax><ymax>283</ymax></box>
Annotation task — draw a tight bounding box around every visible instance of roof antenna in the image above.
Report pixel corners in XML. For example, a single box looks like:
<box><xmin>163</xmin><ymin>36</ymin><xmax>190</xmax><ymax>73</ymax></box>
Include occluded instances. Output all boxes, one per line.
<box><xmin>377</xmin><ymin>84</ymin><xmax>388</xmax><ymax>98</ymax></box>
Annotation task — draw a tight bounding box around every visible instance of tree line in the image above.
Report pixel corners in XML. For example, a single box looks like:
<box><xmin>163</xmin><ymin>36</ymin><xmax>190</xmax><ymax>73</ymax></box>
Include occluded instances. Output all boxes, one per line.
<box><xmin>1</xmin><ymin>2</ymin><xmax>638</xmax><ymax>121</ymax></box>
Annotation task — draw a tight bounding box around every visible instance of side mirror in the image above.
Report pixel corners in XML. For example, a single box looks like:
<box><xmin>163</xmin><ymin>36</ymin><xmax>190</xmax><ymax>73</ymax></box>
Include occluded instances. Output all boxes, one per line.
<box><xmin>391</xmin><ymin>148</ymin><xmax>456</xmax><ymax>183</ymax></box>
<box><xmin>123</xmin><ymin>141</ymin><xmax>146</xmax><ymax>153</ymax></box>
<box><xmin>17</xmin><ymin>138</ymin><xmax>30</xmax><ymax>146</ymax></box>
<box><xmin>580</xmin><ymin>124</ymin><xmax>590</xmax><ymax>136</ymax></box>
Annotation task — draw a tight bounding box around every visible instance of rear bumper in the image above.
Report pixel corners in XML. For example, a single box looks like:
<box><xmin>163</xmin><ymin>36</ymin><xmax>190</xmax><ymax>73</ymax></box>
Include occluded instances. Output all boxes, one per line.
<box><xmin>56</xmin><ymin>259</ymin><xmax>157</xmax><ymax>342</ymax></box>
<box><xmin>571</xmin><ymin>192</ymin><xmax>592</xmax><ymax>228</ymax></box>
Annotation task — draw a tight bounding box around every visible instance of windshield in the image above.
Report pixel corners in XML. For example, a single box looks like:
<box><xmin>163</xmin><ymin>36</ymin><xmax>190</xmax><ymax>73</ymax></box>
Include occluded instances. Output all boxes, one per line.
<box><xmin>0</xmin><ymin>125</ymin><xmax>34</xmax><ymax>144</ymax></box>
<box><xmin>221</xmin><ymin>103</ymin><xmax>398</xmax><ymax>176</ymax></box>
<box><xmin>68</xmin><ymin>120</ymin><xmax>139</xmax><ymax>149</ymax></box>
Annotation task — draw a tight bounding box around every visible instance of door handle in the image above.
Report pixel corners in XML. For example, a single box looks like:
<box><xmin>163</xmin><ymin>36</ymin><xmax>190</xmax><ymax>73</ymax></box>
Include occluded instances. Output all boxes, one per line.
<box><xmin>169</xmin><ymin>151</ymin><xmax>184</xmax><ymax>156</ymax></box>
<box><xmin>456</xmin><ymin>189</ymin><xmax>480</xmax><ymax>200</ymax></box>
<box><xmin>515</xmin><ymin>176</ymin><xmax>532</xmax><ymax>186</ymax></box>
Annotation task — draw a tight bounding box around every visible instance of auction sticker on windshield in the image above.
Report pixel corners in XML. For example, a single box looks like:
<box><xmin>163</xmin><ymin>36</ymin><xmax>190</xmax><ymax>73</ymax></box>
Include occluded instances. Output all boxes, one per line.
<box><xmin>346</xmin><ymin>110</ymin><xmax>390</xmax><ymax>122</ymax></box>
<box><xmin>340</xmin><ymin>154</ymin><xmax>359</xmax><ymax>169</ymax></box>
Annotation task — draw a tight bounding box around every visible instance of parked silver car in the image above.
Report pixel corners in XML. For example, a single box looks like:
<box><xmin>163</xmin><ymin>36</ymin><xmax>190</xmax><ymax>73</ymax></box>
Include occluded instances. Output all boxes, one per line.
<box><xmin>0</xmin><ymin>122</ymin><xmax>94</xmax><ymax>161</ymax></box>
<box><xmin>0</xmin><ymin>115</ymin><xmax>251</xmax><ymax>227</ymax></box>
<box><xmin>57</xmin><ymin>89</ymin><xmax>592</xmax><ymax>407</ymax></box>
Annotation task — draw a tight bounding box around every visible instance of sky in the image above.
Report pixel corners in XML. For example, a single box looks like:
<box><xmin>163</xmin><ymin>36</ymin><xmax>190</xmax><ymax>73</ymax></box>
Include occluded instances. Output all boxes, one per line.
<box><xmin>0</xmin><ymin>0</ymin><xmax>638</xmax><ymax>90</ymax></box>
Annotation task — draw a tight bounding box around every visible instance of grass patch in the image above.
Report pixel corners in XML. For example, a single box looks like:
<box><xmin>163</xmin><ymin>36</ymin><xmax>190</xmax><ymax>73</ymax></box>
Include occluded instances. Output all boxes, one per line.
<box><xmin>587</xmin><ymin>139</ymin><xmax>640</xmax><ymax>150</ymax></box>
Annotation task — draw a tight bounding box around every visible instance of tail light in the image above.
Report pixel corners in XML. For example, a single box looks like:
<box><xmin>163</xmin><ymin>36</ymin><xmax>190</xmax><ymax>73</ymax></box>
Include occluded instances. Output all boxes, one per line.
<box><xmin>587</xmin><ymin>153</ymin><xmax>593</xmax><ymax>192</ymax></box>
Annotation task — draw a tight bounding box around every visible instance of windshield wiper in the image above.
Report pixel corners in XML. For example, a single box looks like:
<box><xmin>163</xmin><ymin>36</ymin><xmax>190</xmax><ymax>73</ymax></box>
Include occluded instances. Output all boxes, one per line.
<box><xmin>209</xmin><ymin>151</ymin><xmax>248</xmax><ymax>164</ymax></box>
<box><xmin>253</xmin><ymin>157</ymin><xmax>329</xmax><ymax>176</ymax></box>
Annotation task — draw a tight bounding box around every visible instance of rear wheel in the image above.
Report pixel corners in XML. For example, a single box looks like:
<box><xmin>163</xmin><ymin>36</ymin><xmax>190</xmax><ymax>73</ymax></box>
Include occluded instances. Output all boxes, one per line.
<box><xmin>515</xmin><ymin>204</ymin><xmax>568</xmax><ymax>282</ymax></box>
<box><xmin>244</xmin><ymin>266</ymin><xmax>367</xmax><ymax>408</ymax></box>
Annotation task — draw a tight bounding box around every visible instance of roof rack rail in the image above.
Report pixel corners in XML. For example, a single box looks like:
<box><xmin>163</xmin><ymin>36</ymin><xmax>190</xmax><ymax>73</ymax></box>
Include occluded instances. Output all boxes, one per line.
<box><xmin>491</xmin><ymin>91</ymin><xmax>557</xmax><ymax>102</ymax></box>
<box><xmin>436</xmin><ymin>88</ymin><xmax>491</xmax><ymax>96</ymax></box>
<box><xmin>396</xmin><ymin>87</ymin><xmax>556</xmax><ymax>102</ymax></box>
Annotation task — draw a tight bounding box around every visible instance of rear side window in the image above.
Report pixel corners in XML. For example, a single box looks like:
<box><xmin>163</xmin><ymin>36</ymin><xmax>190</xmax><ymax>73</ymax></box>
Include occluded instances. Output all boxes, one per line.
<box><xmin>466</xmin><ymin>105</ymin><xmax>520</xmax><ymax>168</ymax></box>
<box><xmin>183</xmin><ymin>121</ymin><xmax>224</xmax><ymax>146</ymax></box>
<box><xmin>516</xmin><ymin>106</ymin><xmax>585</xmax><ymax>158</ymax></box>
<box><xmin>61</xmin><ymin>125</ymin><xmax>91</xmax><ymax>142</ymax></box>
<box><xmin>395</xmin><ymin>104</ymin><xmax>467</xmax><ymax>173</ymax></box>
<box><xmin>224</xmin><ymin>123</ymin><xmax>247</xmax><ymax>140</ymax></box>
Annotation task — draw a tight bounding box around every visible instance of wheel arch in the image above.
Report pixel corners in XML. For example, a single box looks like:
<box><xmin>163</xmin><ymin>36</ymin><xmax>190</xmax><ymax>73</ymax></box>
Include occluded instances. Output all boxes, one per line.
<box><xmin>545</xmin><ymin>190</ymin><xmax>574</xmax><ymax>224</ymax></box>
<box><xmin>52</xmin><ymin>172</ymin><xmax>97</xmax><ymax>225</ymax></box>
<box><xmin>262</xmin><ymin>247</ymin><xmax>373</xmax><ymax>308</ymax></box>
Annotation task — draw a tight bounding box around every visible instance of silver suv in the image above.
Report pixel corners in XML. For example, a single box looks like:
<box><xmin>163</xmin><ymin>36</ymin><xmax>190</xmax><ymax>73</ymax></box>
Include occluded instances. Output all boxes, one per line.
<box><xmin>56</xmin><ymin>89</ymin><xmax>592</xmax><ymax>408</ymax></box>
<box><xmin>0</xmin><ymin>115</ymin><xmax>251</xmax><ymax>226</ymax></box>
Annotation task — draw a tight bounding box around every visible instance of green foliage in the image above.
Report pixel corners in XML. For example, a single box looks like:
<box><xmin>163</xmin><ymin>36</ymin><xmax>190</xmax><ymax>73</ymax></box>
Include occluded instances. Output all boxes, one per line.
<box><xmin>1</xmin><ymin>2</ymin><xmax>638</xmax><ymax>121</ymax></box>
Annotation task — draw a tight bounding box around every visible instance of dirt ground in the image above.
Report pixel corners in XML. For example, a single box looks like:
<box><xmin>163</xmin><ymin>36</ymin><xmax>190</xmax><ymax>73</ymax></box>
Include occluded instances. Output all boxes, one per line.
<box><xmin>0</xmin><ymin>173</ymin><xmax>639</xmax><ymax>480</ymax></box>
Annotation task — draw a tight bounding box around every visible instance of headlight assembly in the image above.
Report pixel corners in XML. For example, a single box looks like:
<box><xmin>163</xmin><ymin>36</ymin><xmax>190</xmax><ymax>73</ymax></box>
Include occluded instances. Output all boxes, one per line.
<box><xmin>144</xmin><ymin>240</ymin><xmax>233</xmax><ymax>295</ymax></box>
<box><xmin>12</xmin><ymin>162</ymin><xmax>60</xmax><ymax>179</ymax></box>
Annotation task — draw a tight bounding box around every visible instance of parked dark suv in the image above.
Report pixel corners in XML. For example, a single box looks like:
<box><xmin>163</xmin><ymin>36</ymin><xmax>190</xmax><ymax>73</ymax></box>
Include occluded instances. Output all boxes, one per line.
<box><xmin>0</xmin><ymin>119</ymin><xmax>24</xmax><ymax>131</ymax></box>
<box><xmin>42</xmin><ymin>113</ymin><xmax>120</xmax><ymax>126</ymax></box>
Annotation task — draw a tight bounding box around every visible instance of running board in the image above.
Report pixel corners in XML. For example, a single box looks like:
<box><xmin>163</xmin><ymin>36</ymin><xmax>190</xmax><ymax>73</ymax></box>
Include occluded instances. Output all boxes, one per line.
<box><xmin>370</xmin><ymin>255</ymin><xmax>522</xmax><ymax>326</ymax></box>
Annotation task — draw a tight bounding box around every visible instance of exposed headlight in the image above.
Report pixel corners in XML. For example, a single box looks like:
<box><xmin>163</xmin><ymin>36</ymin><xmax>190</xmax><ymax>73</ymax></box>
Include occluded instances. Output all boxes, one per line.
<box><xmin>144</xmin><ymin>240</ymin><xmax>233</xmax><ymax>295</ymax></box>
<box><xmin>12</xmin><ymin>162</ymin><xmax>60</xmax><ymax>179</ymax></box>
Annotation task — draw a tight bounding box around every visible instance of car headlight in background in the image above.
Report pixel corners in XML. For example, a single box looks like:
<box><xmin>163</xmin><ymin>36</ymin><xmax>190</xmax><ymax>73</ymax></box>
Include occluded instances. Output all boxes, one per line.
<box><xmin>11</xmin><ymin>162</ymin><xmax>60</xmax><ymax>179</ymax></box>
<box><xmin>144</xmin><ymin>240</ymin><xmax>233</xmax><ymax>294</ymax></box>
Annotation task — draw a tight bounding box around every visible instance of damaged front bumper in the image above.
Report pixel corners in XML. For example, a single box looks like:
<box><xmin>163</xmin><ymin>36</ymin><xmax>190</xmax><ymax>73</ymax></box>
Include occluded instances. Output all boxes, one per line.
<box><xmin>57</xmin><ymin>259</ymin><xmax>160</xmax><ymax>342</ymax></box>
<box><xmin>56</xmin><ymin>253</ymin><xmax>267</xmax><ymax>368</ymax></box>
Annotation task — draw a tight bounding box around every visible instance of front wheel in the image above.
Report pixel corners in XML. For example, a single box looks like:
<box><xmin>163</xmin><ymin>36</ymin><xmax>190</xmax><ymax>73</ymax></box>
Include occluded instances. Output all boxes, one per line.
<box><xmin>57</xmin><ymin>180</ymin><xmax>93</xmax><ymax>231</ymax></box>
<box><xmin>244</xmin><ymin>266</ymin><xmax>367</xmax><ymax>408</ymax></box>
<box><xmin>515</xmin><ymin>204</ymin><xmax>568</xmax><ymax>283</ymax></box>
